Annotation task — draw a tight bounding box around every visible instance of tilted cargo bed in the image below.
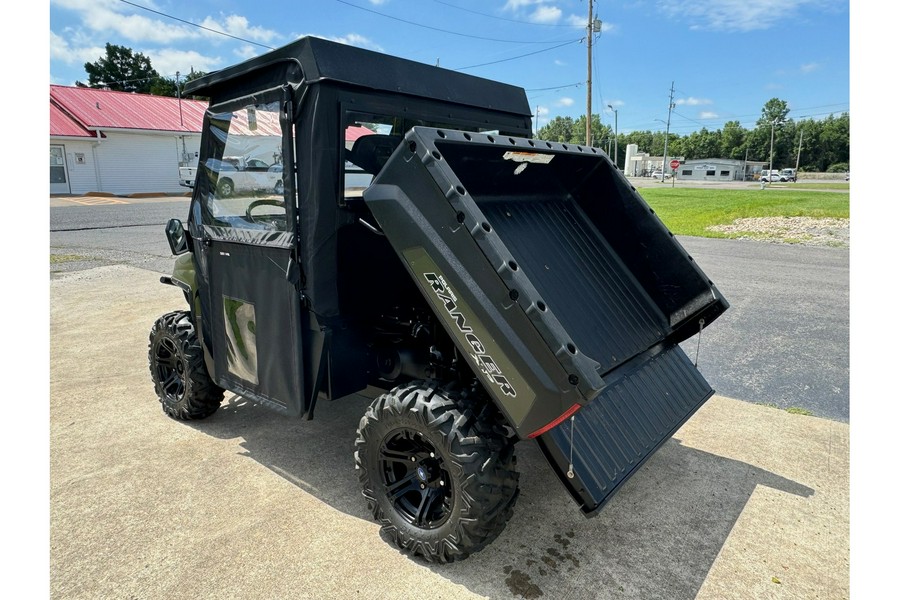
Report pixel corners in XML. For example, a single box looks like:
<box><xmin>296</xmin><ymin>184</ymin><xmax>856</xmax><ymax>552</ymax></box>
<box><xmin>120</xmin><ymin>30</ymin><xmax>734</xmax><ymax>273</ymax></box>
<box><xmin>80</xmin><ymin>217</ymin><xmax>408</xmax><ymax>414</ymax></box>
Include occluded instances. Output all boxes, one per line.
<box><xmin>364</xmin><ymin>127</ymin><xmax>727</xmax><ymax>514</ymax></box>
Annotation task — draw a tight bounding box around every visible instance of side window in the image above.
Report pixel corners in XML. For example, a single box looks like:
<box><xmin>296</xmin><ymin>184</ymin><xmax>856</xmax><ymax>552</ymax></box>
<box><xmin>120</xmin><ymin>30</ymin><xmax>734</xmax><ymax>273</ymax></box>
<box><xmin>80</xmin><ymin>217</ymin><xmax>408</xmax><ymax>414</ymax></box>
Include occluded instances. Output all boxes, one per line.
<box><xmin>341</xmin><ymin>112</ymin><xmax>502</xmax><ymax>201</ymax></box>
<box><xmin>201</xmin><ymin>102</ymin><xmax>287</xmax><ymax>231</ymax></box>
<box><xmin>343</xmin><ymin>116</ymin><xmax>402</xmax><ymax>199</ymax></box>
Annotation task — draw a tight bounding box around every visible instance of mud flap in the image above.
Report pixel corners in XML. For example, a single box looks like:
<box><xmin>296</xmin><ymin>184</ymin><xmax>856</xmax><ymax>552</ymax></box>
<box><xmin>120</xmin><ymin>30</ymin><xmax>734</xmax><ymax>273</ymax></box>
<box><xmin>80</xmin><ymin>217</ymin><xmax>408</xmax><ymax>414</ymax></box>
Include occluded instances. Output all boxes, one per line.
<box><xmin>536</xmin><ymin>343</ymin><xmax>714</xmax><ymax>515</ymax></box>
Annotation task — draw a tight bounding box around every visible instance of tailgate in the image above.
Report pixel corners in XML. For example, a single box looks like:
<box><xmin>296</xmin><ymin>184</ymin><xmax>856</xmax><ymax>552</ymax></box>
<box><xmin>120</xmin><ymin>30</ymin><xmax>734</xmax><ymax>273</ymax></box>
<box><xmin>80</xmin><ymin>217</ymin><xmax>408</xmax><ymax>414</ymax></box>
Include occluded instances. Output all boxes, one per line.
<box><xmin>537</xmin><ymin>343</ymin><xmax>713</xmax><ymax>514</ymax></box>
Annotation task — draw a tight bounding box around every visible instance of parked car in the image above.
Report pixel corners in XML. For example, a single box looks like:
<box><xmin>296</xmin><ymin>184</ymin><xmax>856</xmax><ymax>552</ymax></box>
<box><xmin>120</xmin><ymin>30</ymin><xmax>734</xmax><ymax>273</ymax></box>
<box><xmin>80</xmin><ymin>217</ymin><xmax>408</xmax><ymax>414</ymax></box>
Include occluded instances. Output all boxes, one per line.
<box><xmin>650</xmin><ymin>170</ymin><xmax>671</xmax><ymax>180</ymax></box>
<box><xmin>203</xmin><ymin>157</ymin><xmax>282</xmax><ymax>197</ymax></box>
<box><xmin>761</xmin><ymin>169</ymin><xmax>798</xmax><ymax>183</ymax></box>
<box><xmin>779</xmin><ymin>168</ymin><xmax>797</xmax><ymax>182</ymax></box>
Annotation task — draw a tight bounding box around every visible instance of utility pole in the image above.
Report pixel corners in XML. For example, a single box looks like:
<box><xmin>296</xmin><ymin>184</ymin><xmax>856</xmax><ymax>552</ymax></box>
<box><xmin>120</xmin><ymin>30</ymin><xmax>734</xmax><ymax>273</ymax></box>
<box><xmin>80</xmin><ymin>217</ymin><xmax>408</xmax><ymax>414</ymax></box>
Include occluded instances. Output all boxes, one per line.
<box><xmin>795</xmin><ymin>127</ymin><xmax>804</xmax><ymax>172</ymax></box>
<box><xmin>661</xmin><ymin>81</ymin><xmax>675</xmax><ymax>182</ymax></box>
<box><xmin>176</xmin><ymin>70</ymin><xmax>184</xmax><ymax>128</ymax></box>
<box><xmin>608</xmin><ymin>104</ymin><xmax>618</xmax><ymax>170</ymax></box>
<box><xmin>768</xmin><ymin>117</ymin><xmax>782</xmax><ymax>179</ymax></box>
<box><xmin>586</xmin><ymin>0</ymin><xmax>593</xmax><ymax>147</ymax></box>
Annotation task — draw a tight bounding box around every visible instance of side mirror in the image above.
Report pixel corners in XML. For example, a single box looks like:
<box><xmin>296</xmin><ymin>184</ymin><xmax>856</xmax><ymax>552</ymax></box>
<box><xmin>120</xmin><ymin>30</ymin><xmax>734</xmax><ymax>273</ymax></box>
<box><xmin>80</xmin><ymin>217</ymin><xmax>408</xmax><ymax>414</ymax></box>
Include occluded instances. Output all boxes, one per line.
<box><xmin>165</xmin><ymin>218</ymin><xmax>189</xmax><ymax>255</ymax></box>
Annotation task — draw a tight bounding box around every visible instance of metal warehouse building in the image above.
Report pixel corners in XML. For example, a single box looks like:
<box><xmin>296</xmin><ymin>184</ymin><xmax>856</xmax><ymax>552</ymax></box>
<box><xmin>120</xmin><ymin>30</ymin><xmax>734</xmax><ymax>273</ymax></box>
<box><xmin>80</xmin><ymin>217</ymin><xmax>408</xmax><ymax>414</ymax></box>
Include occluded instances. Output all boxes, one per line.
<box><xmin>676</xmin><ymin>158</ymin><xmax>767</xmax><ymax>182</ymax></box>
<box><xmin>50</xmin><ymin>85</ymin><xmax>207</xmax><ymax>195</ymax></box>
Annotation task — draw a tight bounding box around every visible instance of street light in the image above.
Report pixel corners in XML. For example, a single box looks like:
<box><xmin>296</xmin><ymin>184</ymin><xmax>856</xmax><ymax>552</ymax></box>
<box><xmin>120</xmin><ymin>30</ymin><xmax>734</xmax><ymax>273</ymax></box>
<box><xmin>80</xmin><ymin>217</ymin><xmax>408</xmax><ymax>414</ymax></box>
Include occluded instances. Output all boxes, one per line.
<box><xmin>768</xmin><ymin>117</ymin><xmax>783</xmax><ymax>182</ymax></box>
<box><xmin>607</xmin><ymin>104</ymin><xmax>618</xmax><ymax>170</ymax></box>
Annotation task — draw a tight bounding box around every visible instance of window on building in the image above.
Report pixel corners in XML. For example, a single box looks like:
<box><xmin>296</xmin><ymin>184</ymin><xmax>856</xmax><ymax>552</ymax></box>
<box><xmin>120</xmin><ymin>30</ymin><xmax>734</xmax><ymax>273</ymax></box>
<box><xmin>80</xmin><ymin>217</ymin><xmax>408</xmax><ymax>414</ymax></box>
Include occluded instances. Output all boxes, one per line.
<box><xmin>720</xmin><ymin>170</ymin><xmax>730</xmax><ymax>177</ymax></box>
<box><xmin>706</xmin><ymin>170</ymin><xmax>715</xmax><ymax>176</ymax></box>
<box><xmin>682</xmin><ymin>170</ymin><xmax>693</xmax><ymax>176</ymax></box>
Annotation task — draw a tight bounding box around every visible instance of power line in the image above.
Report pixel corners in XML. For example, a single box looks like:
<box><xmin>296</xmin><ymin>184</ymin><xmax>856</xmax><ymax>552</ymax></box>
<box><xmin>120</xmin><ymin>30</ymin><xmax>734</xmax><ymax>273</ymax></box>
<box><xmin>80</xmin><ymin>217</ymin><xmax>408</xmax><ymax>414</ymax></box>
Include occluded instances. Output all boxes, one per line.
<box><xmin>118</xmin><ymin>0</ymin><xmax>275</xmax><ymax>49</ymax></box>
<box><xmin>334</xmin><ymin>0</ymin><xmax>576</xmax><ymax>44</ymax></box>
<box><xmin>525</xmin><ymin>81</ymin><xmax>584</xmax><ymax>91</ymax></box>
<box><xmin>456</xmin><ymin>38</ymin><xmax>582</xmax><ymax>70</ymax></box>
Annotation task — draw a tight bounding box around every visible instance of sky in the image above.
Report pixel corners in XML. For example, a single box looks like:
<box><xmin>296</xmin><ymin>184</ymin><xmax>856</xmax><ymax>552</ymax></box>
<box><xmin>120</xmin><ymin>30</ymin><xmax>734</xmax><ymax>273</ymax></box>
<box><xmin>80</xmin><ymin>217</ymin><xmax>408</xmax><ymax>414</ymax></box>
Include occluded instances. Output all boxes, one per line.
<box><xmin>49</xmin><ymin>0</ymin><xmax>850</xmax><ymax>136</ymax></box>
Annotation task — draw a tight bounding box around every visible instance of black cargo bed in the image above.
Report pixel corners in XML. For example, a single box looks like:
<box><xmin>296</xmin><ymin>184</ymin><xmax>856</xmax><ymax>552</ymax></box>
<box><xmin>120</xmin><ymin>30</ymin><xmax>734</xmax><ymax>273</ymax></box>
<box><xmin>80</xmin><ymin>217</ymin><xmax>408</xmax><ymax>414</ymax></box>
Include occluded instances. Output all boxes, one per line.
<box><xmin>479</xmin><ymin>198</ymin><xmax>667</xmax><ymax>373</ymax></box>
<box><xmin>365</xmin><ymin>127</ymin><xmax>727</xmax><ymax>513</ymax></box>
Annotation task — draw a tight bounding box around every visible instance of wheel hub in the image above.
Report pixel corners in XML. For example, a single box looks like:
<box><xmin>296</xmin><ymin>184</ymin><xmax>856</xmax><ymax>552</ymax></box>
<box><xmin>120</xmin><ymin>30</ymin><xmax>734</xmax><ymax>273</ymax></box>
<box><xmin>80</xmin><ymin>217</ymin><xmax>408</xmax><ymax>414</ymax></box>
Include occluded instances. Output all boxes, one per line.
<box><xmin>379</xmin><ymin>429</ymin><xmax>452</xmax><ymax>529</ymax></box>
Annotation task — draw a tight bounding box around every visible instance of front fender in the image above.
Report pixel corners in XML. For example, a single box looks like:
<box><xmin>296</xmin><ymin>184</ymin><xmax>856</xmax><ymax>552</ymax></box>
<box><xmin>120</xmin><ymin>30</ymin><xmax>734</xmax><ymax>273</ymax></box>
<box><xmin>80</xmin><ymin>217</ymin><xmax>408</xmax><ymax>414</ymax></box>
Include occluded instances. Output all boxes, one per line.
<box><xmin>160</xmin><ymin>252</ymin><xmax>197</xmax><ymax>310</ymax></box>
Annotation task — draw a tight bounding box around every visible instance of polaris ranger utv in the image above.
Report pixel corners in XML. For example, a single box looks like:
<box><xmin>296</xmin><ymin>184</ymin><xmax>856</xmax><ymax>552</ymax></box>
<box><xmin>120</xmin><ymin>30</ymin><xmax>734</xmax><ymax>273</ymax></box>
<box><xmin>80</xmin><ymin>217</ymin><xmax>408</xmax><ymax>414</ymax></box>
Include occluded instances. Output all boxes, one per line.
<box><xmin>149</xmin><ymin>37</ymin><xmax>728</xmax><ymax>563</ymax></box>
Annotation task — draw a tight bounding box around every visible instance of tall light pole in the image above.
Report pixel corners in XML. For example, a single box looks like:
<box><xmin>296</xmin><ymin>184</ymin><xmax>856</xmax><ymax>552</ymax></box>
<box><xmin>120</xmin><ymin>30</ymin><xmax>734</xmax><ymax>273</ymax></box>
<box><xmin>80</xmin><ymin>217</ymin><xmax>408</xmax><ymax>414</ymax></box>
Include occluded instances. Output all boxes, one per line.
<box><xmin>607</xmin><ymin>104</ymin><xmax>618</xmax><ymax>169</ymax></box>
<box><xmin>660</xmin><ymin>82</ymin><xmax>675</xmax><ymax>181</ymax></box>
<box><xmin>768</xmin><ymin>117</ymin><xmax>783</xmax><ymax>179</ymax></box>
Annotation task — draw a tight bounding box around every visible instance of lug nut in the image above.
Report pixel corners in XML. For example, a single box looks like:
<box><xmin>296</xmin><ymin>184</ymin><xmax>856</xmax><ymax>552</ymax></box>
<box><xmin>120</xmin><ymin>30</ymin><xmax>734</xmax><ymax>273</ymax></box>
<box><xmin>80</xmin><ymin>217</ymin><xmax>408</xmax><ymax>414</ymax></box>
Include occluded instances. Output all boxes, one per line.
<box><xmin>420</xmin><ymin>484</ymin><xmax>425</xmax><ymax>489</ymax></box>
<box><xmin>430</xmin><ymin>452</ymin><xmax>435</xmax><ymax>458</ymax></box>
<box><xmin>439</xmin><ymin>480</ymin><xmax>444</xmax><ymax>486</ymax></box>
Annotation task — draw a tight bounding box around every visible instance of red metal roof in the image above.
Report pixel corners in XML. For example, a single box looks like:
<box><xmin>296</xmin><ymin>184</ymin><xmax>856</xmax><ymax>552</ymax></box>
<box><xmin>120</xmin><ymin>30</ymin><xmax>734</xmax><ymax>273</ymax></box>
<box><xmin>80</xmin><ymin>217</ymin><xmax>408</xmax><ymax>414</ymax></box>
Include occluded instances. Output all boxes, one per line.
<box><xmin>50</xmin><ymin>85</ymin><xmax>207</xmax><ymax>133</ymax></box>
<box><xmin>50</xmin><ymin>101</ymin><xmax>94</xmax><ymax>138</ymax></box>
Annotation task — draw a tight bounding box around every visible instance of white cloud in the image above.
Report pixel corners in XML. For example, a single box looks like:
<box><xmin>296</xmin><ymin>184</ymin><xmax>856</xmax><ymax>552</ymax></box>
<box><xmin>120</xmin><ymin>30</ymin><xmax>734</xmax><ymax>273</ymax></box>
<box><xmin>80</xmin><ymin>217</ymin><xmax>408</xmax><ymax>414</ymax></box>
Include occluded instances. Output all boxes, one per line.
<box><xmin>656</xmin><ymin>0</ymin><xmax>834</xmax><ymax>32</ymax></box>
<box><xmin>677</xmin><ymin>97</ymin><xmax>713</xmax><ymax>106</ymax></box>
<box><xmin>328</xmin><ymin>34</ymin><xmax>384</xmax><ymax>52</ymax></box>
<box><xmin>52</xmin><ymin>0</ymin><xmax>197</xmax><ymax>44</ymax></box>
<box><xmin>554</xmin><ymin>59</ymin><xmax>566</xmax><ymax>66</ymax></box>
<box><xmin>51</xmin><ymin>0</ymin><xmax>279</xmax><ymax>47</ymax></box>
<box><xmin>198</xmin><ymin>15</ymin><xmax>279</xmax><ymax>44</ymax></box>
<box><xmin>150</xmin><ymin>49</ymin><xmax>222</xmax><ymax>76</ymax></box>
<box><xmin>530</xmin><ymin>6</ymin><xmax>562</xmax><ymax>24</ymax></box>
<box><xmin>556</xmin><ymin>97</ymin><xmax>575</xmax><ymax>107</ymax></box>
<box><xmin>699</xmin><ymin>111</ymin><xmax>719</xmax><ymax>119</ymax></box>
<box><xmin>50</xmin><ymin>30</ymin><xmax>104</xmax><ymax>65</ymax></box>
<box><xmin>566</xmin><ymin>15</ymin><xmax>587</xmax><ymax>27</ymax></box>
<box><xmin>504</xmin><ymin>0</ymin><xmax>547</xmax><ymax>10</ymax></box>
<box><xmin>607</xmin><ymin>100</ymin><xmax>625</xmax><ymax>108</ymax></box>
<box><xmin>800</xmin><ymin>62</ymin><xmax>821</xmax><ymax>73</ymax></box>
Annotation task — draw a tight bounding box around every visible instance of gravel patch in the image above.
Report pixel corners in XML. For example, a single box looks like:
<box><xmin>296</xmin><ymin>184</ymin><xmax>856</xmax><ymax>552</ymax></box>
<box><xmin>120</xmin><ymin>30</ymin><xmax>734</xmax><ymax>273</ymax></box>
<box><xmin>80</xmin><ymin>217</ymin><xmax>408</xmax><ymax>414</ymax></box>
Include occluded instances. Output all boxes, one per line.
<box><xmin>707</xmin><ymin>216</ymin><xmax>849</xmax><ymax>247</ymax></box>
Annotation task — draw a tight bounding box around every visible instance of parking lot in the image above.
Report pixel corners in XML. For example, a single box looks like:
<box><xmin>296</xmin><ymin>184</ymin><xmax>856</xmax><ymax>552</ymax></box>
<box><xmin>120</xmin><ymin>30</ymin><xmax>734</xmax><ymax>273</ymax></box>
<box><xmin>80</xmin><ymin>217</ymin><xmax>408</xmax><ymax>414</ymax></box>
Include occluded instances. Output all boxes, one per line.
<box><xmin>49</xmin><ymin>265</ymin><xmax>849</xmax><ymax>599</ymax></box>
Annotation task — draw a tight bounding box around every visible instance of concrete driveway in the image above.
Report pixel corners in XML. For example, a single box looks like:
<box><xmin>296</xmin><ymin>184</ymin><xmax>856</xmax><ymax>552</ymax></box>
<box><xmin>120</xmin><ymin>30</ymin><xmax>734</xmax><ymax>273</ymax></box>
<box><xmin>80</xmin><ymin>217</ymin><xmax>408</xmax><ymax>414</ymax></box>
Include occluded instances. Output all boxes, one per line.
<box><xmin>50</xmin><ymin>266</ymin><xmax>848</xmax><ymax>599</ymax></box>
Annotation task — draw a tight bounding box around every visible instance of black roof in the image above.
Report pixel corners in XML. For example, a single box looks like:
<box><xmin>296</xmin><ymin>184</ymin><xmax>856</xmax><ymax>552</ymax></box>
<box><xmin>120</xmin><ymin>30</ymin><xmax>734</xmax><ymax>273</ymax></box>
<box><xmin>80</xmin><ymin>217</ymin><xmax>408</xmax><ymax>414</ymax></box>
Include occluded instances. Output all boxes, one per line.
<box><xmin>184</xmin><ymin>36</ymin><xmax>531</xmax><ymax>118</ymax></box>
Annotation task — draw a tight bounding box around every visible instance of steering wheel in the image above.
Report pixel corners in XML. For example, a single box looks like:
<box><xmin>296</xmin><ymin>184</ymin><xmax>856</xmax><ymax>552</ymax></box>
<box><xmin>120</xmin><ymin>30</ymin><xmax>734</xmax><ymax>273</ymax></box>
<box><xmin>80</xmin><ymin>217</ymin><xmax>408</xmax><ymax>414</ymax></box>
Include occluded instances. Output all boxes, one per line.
<box><xmin>245</xmin><ymin>198</ymin><xmax>286</xmax><ymax>222</ymax></box>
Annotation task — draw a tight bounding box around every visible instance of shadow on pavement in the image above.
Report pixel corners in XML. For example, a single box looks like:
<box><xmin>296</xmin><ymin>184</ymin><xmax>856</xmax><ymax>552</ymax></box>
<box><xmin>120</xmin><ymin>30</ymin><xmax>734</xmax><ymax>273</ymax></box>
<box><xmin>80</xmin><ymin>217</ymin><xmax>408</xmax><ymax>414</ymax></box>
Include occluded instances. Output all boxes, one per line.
<box><xmin>189</xmin><ymin>393</ymin><xmax>814</xmax><ymax>600</ymax></box>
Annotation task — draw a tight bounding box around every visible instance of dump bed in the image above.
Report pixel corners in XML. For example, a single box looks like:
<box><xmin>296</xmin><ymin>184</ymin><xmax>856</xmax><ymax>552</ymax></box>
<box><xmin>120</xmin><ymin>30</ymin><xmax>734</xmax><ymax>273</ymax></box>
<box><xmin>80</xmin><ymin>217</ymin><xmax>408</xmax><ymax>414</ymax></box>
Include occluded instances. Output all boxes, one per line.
<box><xmin>364</xmin><ymin>127</ymin><xmax>727</xmax><ymax>514</ymax></box>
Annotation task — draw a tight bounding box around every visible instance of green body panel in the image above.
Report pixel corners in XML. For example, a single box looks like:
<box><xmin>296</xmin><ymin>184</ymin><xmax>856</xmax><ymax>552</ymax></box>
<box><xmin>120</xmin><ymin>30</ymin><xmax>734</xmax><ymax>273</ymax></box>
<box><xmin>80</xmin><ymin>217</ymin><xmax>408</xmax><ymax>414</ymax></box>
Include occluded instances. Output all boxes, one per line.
<box><xmin>402</xmin><ymin>247</ymin><xmax>536</xmax><ymax>426</ymax></box>
<box><xmin>171</xmin><ymin>252</ymin><xmax>201</xmax><ymax>316</ymax></box>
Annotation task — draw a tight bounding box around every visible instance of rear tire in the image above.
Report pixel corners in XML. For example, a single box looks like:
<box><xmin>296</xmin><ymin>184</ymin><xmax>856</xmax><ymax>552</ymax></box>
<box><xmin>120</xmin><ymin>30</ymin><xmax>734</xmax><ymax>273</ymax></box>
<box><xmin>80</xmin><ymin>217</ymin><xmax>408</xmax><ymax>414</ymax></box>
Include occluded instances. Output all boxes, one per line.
<box><xmin>149</xmin><ymin>311</ymin><xmax>223</xmax><ymax>420</ymax></box>
<box><xmin>355</xmin><ymin>381</ymin><xmax>519</xmax><ymax>563</ymax></box>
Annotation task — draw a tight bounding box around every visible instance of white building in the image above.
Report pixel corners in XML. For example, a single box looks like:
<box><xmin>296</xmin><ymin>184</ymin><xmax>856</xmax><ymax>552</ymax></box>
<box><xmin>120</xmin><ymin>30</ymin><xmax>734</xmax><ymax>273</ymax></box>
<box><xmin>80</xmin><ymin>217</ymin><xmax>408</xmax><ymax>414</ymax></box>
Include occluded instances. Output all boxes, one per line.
<box><xmin>50</xmin><ymin>85</ymin><xmax>208</xmax><ymax>195</ymax></box>
<box><xmin>676</xmin><ymin>158</ymin><xmax>768</xmax><ymax>181</ymax></box>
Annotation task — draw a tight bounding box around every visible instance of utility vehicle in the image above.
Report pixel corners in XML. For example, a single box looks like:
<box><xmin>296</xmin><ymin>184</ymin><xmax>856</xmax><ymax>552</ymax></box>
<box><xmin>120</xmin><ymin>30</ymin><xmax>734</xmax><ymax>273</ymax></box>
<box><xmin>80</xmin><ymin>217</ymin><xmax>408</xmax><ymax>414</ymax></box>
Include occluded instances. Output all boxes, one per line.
<box><xmin>149</xmin><ymin>37</ymin><xmax>728</xmax><ymax>563</ymax></box>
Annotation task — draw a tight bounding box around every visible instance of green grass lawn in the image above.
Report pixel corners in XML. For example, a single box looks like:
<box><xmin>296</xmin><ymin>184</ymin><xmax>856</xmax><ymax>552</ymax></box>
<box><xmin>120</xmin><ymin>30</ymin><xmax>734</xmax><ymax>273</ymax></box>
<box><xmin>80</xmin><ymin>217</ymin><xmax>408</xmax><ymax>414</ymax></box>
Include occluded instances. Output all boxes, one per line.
<box><xmin>777</xmin><ymin>182</ymin><xmax>850</xmax><ymax>191</ymax></box>
<box><xmin>637</xmin><ymin>187</ymin><xmax>850</xmax><ymax>238</ymax></box>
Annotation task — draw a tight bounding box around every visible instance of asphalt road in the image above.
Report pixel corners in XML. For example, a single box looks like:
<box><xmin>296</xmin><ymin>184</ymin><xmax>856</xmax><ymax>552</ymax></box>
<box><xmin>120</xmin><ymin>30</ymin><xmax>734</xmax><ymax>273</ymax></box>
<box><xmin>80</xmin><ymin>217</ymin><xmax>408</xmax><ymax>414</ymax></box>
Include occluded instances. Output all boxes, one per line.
<box><xmin>49</xmin><ymin>196</ymin><xmax>849</xmax><ymax>421</ymax></box>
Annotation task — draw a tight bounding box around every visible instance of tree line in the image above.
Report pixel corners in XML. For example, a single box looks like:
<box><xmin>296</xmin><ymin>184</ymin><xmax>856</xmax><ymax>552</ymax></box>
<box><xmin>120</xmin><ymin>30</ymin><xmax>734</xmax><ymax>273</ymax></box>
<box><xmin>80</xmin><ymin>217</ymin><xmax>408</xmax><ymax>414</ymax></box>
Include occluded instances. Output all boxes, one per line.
<box><xmin>537</xmin><ymin>98</ymin><xmax>849</xmax><ymax>173</ymax></box>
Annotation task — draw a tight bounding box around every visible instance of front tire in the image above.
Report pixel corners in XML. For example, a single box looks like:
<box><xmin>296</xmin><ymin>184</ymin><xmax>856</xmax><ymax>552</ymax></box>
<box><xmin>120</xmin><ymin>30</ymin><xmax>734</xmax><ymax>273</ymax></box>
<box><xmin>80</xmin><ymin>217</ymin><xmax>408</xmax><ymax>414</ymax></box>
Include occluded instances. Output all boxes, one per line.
<box><xmin>355</xmin><ymin>381</ymin><xmax>519</xmax><ymax>563</ymax></box>
<box><xmin>217</xmin><ymin>178</ymin><xmax>234</xmax><ymax>198</ymax></box>
<box><xmin>149</xmin><ymin>311</ymin><xmax>223</xmax><ymax>420</ymax></box>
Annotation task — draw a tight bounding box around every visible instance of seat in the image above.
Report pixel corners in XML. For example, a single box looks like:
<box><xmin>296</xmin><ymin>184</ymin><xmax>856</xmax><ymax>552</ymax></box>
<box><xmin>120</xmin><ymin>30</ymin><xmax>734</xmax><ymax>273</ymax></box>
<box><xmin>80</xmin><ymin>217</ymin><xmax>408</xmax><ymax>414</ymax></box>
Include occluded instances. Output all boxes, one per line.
<box><xmin>346</xmin><ymin>135</ymin><xmax>403</xmax><ymax>176</ymax></box>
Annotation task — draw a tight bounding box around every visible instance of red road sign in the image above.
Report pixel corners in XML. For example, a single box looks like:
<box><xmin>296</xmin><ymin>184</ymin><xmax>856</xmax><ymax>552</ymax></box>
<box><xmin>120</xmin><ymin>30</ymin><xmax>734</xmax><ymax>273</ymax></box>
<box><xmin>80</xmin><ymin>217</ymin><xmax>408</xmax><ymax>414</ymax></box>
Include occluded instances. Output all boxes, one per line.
<box><xmin>670</xmin><ymin>159</ymin><xmax>680</xmax><ymax>169</ymax></box>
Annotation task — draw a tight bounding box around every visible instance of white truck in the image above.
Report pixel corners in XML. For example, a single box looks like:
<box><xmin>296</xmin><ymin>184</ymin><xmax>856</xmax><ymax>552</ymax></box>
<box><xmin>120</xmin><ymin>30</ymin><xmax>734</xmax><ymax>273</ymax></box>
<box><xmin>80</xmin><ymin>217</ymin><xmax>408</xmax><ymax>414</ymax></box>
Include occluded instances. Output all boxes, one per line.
<box><xmin>179</xmin><ymin>155</ymin><xmax>283</xmax><ymax>196</ymax></box>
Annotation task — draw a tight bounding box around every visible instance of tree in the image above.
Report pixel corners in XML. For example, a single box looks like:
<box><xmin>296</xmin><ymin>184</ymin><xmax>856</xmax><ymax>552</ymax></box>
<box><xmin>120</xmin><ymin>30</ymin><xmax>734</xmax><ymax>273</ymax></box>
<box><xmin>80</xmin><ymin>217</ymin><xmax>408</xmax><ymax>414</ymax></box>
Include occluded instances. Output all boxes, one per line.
<box><xmin>721</xmin><ymin>121</ymin><xmax>746</xmax><ymax>159</ymax></box>
<box><xmin>757</xmin><ymin>98</ymin><xmax>791</xmax><ymax>128</ymax></box>
<box><xmin>537</xmin><ymin>116</ymin><xmax>575</xmax><ymax>142</ymax></box>
<box><xmin>78</xmin><ymin>43</ymin><xmax>160</xmax><ymax>94</ymax></box>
